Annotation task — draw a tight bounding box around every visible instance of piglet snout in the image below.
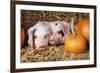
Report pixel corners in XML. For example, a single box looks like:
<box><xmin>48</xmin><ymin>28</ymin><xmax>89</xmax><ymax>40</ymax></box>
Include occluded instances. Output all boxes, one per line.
<box><xmin>49</xmin><ymin>40</ymin><xmax>55</xmax><ymax>45</ymax></box>
<box><xmin>39</xmin><ymin>45</ymin><xmax>46</xmax><ymax>48</ymax></box>
<box><xmin>35</xmin><ymin>45</ymin><xmax>47</xmax><ymax>50</ymax></box>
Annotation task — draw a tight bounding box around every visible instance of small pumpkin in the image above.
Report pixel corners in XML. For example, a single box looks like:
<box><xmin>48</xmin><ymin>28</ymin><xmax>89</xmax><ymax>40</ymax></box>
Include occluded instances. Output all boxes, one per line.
<box><xmin>76</xmin><ymin>18</ymin><xmax>90</xmax><ymax>42</ymax></box>
<box><xmin>64</xmin><ymin>17</ymin><xmax>87</xmax><ymax>54</ymax></box>
<box><xmin>65</xmin><ymin>34</ymin><xmax>87</xmax><ymax>53</ymax></box>
<box><xmin>21</xmin><ymin>27</ymin><xmax>25</xmax><ymax>47</ymax></box>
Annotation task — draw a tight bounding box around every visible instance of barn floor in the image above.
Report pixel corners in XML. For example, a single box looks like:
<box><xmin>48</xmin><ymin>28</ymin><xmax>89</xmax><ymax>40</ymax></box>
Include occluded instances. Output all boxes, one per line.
<box><xmin>21</xmin><ymin>45</ymin><xmax>89</xmax><ymax>63</ymax></box>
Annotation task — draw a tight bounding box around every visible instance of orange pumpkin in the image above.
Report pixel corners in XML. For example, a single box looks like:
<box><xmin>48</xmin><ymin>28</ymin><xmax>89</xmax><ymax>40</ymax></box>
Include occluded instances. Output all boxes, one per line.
<box><xmin>65</xmin><ymin>34</ymin><xmax>87</xmax><ymax>53</ymax></box>
<box><xmin>21</xmin><ymin>27</ymin><xmax>25</xmax><ymax>47</ymax></box>
<box><xmin>76</xmin><ymin>18</ymin><xmax>90</xmax><ymax>42</ymax></box>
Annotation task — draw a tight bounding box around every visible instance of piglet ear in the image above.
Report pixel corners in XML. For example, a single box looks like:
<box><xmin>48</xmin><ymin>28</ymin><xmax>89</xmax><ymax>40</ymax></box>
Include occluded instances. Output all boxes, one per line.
<box><xmin>61</xmin><ymin>18</ymin><xmax>75</xmax><ymax>37</ymax></box>
<box><xmin>27</xmin><ymin>26</ymin><xmax>36</xmax><ymax>48</ymax></box>
<box><xmin>60</xmin><ymin>22</ymin><xmax>70</xmax><ymax>37</ymax></box>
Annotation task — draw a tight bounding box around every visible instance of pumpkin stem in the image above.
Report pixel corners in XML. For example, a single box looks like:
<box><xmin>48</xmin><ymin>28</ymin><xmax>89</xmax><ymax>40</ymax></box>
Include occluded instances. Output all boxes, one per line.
<box><xmin>71</xmin><ymin>17</ymin><xmax>76</xmax><ymax>36</ymax></box>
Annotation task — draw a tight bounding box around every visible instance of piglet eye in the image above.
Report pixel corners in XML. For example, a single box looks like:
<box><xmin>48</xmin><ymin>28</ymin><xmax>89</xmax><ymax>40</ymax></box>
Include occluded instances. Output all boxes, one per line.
<box><xmin>58</xmin><ymin>30</ymin><xmax>65</xmax><ymax>36</ymax></box>
<box><xmin>55</xmin><ymin>23</ymin><xmax>58</xmax><ymax>26</ymax></box>
<box><xmin>45</xmin><ymin>35</ymin><xmax>48</xmax><ymax>38</ymax></box>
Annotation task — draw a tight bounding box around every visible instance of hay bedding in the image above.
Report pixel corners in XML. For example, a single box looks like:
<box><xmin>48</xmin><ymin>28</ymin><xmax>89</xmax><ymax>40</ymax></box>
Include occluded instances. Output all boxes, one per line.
<box><xmin>21</xmin><ymin>45</ymin><xmax>89</xmax><ymax>63</ymax></box>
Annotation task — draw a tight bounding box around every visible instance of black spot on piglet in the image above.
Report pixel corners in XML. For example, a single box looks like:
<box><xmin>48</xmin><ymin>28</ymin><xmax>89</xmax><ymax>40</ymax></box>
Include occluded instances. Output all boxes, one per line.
<box><xmin>58</xmin><ymin>30</ymin><xmax>65</xmax><ymax>37</ymax></box>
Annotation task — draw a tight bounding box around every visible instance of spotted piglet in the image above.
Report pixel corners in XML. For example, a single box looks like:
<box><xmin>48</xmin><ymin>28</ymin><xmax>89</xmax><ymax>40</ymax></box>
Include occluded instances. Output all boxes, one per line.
<box><xmin>27</xmin><ymin>21</ymin><xmax>52</xmax><ymax>50</ymax></box>
<box><xmin>49</xmin><ymin>18</ymin><xmax>74</xmax><ymax>45</ymax></box>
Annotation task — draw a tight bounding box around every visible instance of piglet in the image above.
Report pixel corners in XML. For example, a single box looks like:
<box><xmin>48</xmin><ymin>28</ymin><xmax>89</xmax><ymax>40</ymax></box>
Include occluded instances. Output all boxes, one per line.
<box><xmin>49</xmin><ymin>18</ymin><xmax>74</xmax><ymax>45</ymax></box>
<box><xmin>27</xmin><ymin>21</ymin><xmax>52</xmax><ymax>50</ymax></box>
